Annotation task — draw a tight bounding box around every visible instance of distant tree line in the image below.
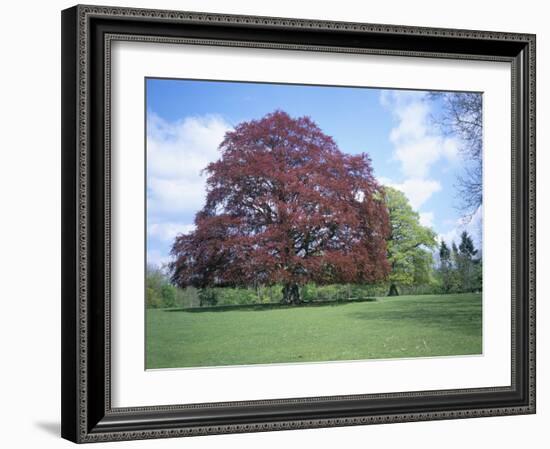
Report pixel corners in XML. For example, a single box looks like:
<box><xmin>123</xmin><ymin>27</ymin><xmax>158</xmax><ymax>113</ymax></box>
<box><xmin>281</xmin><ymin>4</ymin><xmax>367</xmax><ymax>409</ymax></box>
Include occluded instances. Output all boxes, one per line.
<box><xmin>437</xmin><ymin>231</ymin><xmax>482</xmax><ymax>294</ymax></box>
<box><xmin>146</xmin><ymin>265</ymin><xmax>199</xmax><ymax>309</ymax></box>
<box><xmin>146</xmin><ymin>228</ymin><xmax>481</xmax><ymax>309</ymax></box>
<box><xmin>147</xmin><ymin>110</ymin><xmax>483</xmax><ymax>309</ymax></box>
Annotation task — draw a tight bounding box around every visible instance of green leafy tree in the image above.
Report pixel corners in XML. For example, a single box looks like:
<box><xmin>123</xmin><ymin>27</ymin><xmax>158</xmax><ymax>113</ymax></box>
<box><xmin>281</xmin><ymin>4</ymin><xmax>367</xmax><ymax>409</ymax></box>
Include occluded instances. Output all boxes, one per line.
<box><xmin>448</xmin><ymin>242</ymin><xmax>462</xmax><ymax>292</ymax></box>
<box><xmin>146</xmin><ymin>264</ymin><xmax>180</xmax><ymax>308</ymax></box>
<box><xmin>457</xmin><ymin>231</ymin><xmax>478</xmax><ymax>292</ymax></box>
<box><xmin>440</xmin><ymin>233</ymin><xmax>481</xmax><ymax>293</ymax></box>
<box><xmin>472</xmin><ymin>258</ymin><xmax>483</xmax><ymax>292</ymax></box>
<box><xmin>160</xmin><ymin>284</ymin><xmax>177</xmax><ymax>308</ymax></box>
<box><xmin>451</xmin><ymin>242</ymin><xmax>459</xmax><ymax>263</ymax></box>
<box><xmin>146</xmin><ymin>287</ymin><xmax>162</xmax><ymax>309</ymax></box>
<box><xmin>146</xmin><ymin>264</ymin><xmax>164</xmax><ymax>289</ymax></box>
<box><xmin>384</xmin><ymin>187</ymin><xmax>437</xmax><ymax>296</ymax></box>
<box><xmin>198</xmin><ymin>288</ymin><xmax>219</xmax><ymax>307</ymax></box>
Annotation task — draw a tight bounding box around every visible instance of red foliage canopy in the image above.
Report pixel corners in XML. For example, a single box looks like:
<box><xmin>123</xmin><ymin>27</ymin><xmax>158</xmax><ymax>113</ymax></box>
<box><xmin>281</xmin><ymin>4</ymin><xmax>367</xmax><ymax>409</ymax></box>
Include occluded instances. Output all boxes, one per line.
<box><xmin>170</xmin><ymin>111</ymin><xmax>390</xmax><ymax>292</ymax></box>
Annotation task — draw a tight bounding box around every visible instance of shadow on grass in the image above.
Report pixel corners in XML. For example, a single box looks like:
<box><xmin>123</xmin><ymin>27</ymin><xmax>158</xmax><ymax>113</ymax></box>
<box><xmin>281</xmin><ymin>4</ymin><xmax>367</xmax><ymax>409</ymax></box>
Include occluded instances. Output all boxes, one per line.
<box><xmin>349</xmin><ymin>297</ymin><xmax>482</xmax><ymax>330</ymax></box>
<box><xmin>165</xmin><ymin>297</ymin><xmax>377</xmax><ymax>313</ymax></box>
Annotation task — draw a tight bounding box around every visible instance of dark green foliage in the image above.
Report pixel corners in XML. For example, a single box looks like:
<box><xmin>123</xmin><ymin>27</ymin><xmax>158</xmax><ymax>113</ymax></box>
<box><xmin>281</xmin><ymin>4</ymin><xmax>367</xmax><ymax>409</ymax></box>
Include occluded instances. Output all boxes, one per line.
<box><xmin>210</xmin><ymin>286</ymin><xmax>278</xmax><ymax>306</ymax></box>
<box><xmin>301</xmin><ymin>283</ymin><xmax>386</xmax><ymax>301</ymax></box>
<box><xmin>197</xmin><ymin>287</ymin><xmax>262</xmax><ymax>307</ymax></box>
<box><xmin>197</xmin><ymin>288</ymin><xmax>219</xmax><ymax>307</ymax></box>
<box><xmin>459</xmin><ymin>231</ymin><xmax>477</xmax><ymax>258</ymax></box>
<box><xmin>388</xmin><ymin>284</ymin><xmax>399</xmax><ymax>296</ymax></box>
<box><xmin>160</xmin><ymin>284</ymin><xmax>177</xmax><ymax>308</ymax></box>
<box><xmin>160</xmin><ymin>281</ymin><xmax>448</xmax><ymax>310</ymax></box>
<box><xmin>436</xmin><ymin>232</ymin><xmax>482</xmax><ymax>294</ymax></box>
<box><xmin>456</xmin><ymin>231</ymin><xmax>479</xmax><ymax>292</ymax></box>
<box><xmin>440</xmin><ymin>240</ymin><xmax>451</xmax><ymax>261</ymax></box>
<box><xmin>439</xmin><ymin>240</ymin><xmax>453</xmax><ymax>293</ymax></box>
<box><xmin>148</xmin><ymin>232</ymin><xmax>481</xmax><ymax>311</ymax></box>
<box><xmin>197</xmin><ymin>283</ymin><xmax>388</xmax><ymax>307</ymax></box>
<box><xmin>472</xmin><ymin>259</ymin><xmax>483</xmax><ymax>292</ymax></box>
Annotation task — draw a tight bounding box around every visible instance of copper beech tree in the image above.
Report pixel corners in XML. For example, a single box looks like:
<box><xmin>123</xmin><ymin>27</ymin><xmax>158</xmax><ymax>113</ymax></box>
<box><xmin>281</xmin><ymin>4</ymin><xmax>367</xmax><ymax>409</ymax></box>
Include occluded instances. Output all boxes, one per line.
<box><xmin>170</xmin><ymin>111</ymin><xmax>390</xmax><ymax>304</ymax></box>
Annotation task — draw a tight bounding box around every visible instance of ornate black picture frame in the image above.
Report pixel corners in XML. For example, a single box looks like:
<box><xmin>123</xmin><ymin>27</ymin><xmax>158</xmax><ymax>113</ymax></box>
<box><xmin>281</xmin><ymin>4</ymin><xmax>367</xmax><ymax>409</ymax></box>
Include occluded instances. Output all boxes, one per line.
<box><xmin>61</xmin><ymin>4</ymin><xmax>536</xmax><ymax>443</ymax></box>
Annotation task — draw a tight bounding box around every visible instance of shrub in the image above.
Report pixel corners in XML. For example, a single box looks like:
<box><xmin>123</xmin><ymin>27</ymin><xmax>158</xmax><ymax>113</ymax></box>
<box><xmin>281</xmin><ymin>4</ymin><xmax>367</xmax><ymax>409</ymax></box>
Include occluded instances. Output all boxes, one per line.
<box><xmin>146</xmin><ymin>287</ymin><xmax>162</xmax><ymax>308</ymax></box>
<box><xmin>198</xmin><ymin>288</ymin><xmax>219</xmax><ymax>306</ymax></box>
<box><xmin>160</xmin><ymin>284</ymin><xmax>177</xmax><ymax>308</ymax></box>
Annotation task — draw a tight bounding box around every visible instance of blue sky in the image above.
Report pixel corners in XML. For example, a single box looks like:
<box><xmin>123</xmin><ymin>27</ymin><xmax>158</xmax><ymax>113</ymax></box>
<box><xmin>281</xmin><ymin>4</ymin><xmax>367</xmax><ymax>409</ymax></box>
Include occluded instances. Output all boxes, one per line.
<box><xmin>146</xmin><ymin>78</ymin><xmax>482</xmax><ymax>267</ymax></box>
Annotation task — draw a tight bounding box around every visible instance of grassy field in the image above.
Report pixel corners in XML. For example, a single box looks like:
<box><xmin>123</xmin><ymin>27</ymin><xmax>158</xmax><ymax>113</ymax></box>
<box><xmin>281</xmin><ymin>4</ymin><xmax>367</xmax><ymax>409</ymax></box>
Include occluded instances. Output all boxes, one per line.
<box><xmin>146</xmin><ymin>293</ymin><xmax>482</xmax><ymax>369</ymax></box>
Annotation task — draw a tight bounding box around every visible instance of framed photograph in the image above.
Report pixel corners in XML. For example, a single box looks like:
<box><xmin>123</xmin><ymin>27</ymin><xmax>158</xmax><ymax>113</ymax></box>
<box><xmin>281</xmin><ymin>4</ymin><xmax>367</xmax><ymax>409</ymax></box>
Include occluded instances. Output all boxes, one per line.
<box><xmin>61</xmin><ymin>4</ymin><xmax>536</xmax><ymax>443</ymax></box>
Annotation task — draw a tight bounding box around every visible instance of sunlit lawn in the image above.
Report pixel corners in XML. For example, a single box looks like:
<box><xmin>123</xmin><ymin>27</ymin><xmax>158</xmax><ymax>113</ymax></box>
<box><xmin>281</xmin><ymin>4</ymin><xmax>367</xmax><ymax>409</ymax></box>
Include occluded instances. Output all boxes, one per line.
<box><xmin>146</xmin><ymin>293</ymin><xmax>482</xmax><ymax>369</ymax></box>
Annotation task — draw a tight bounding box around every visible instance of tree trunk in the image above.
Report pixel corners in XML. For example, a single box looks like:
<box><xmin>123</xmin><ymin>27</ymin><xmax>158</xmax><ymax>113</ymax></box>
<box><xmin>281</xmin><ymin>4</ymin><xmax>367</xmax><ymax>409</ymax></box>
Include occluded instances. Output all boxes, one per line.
<box><xmin>282</xmin><ymin>283</ymin><xmax>301</xmax><ymax>305</ymax></box>
<box><xmin>388</xmin><ymin>283</ymin><xmax>399</xmax><ymax>296</ymax></box>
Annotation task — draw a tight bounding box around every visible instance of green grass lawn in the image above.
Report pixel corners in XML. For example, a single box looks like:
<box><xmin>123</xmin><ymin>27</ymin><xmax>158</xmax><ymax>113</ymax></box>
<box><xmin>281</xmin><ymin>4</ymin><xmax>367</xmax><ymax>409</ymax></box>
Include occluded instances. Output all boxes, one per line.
<box><xmin>146</xmin><ymin>293</ymin><xmax>482</xmax><ymax>369</ymax></box>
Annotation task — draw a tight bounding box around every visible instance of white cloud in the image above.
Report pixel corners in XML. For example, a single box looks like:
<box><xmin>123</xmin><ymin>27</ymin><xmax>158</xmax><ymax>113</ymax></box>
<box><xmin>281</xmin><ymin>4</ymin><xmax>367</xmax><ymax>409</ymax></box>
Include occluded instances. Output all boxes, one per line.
<box><xmin>383</xmin><ymin>91</ymin><xmax>459</xmax><ymax>179</ymax></box>
<box><xmin>380</xmin><ymin>91</ymin><xmax>460</xmax><ymax>235</ymax></box>
<box><xmin>419</xmin><ymin>211</ymin><xmax>434</xmax><ymax>228</ymax></box>
<box><xmin>379</xmin><ymin>89</ymin><xmax>425</xmax><ymax>109</ymax></box>
<box><xmin>393</xmin><ymin>137</ymin><xmax>442</xmax><ymax>178</ymax></box>
<box><xmin>148</xmin><ymin>177</ymin><xmax>206</xmax><ymax>218</ymax></box>
<box><xmin>382</xmin><ymin>177</ymin><xmax>441</xmax><ymax>210</ymax></box>
<box><xmin>148</xmin><ymin>222</ymin><xmax>196</xmax><ymax>242</ymax></box>
<box><xmin>147</xmin><ymin>113</ymin><xmax>232</xmax><ymax>217</ymax></box>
